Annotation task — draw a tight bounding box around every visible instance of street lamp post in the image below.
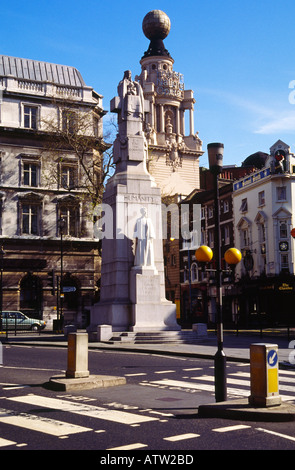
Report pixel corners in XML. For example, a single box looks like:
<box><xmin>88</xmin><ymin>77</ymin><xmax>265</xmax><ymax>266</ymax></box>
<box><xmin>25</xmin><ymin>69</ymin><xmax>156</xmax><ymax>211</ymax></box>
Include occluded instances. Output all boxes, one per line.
<box><xmin>207</xmin><ymin>143</ymin><xmax>226</xmax><ymax>402</ymax></box>
<box><xmin>58</xmin><ymin>217</ymin><xmax>66</xmax><ymax>327</ymax></box>
<box><xmin>0</xmin><ymin>246</ymin><xmax>4</xmax><ymax>332</ymax></box>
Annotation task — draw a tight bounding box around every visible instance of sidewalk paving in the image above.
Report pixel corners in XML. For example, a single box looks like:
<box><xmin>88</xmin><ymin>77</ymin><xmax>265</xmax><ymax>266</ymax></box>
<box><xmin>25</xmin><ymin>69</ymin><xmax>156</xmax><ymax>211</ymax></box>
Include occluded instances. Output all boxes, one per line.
<box><xmin>2</xmin><ymin>329</ymin><xmax>295</xmax><ymax>421</ymax></box>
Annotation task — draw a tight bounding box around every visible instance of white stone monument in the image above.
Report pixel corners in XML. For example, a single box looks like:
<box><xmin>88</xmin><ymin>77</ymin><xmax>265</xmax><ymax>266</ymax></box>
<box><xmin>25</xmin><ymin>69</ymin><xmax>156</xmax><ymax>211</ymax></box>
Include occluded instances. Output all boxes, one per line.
<box><xmin>87</xmin><ymin>71</ymin><xmax>180</xmax><ymax>340</ymax></box>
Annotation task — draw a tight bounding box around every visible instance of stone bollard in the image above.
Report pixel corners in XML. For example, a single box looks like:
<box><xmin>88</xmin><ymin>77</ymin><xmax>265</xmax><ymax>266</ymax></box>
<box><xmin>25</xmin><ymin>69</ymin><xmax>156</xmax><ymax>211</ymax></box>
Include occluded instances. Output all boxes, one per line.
<box><xmin>97</xmin><ymin>324</ymin><xmax>113</xmax><ymax>342</ymax></box>
<box><xmin>66</xmin><ymin>332</ymin><xmax>89</xmax><ymax>378</ymax></box>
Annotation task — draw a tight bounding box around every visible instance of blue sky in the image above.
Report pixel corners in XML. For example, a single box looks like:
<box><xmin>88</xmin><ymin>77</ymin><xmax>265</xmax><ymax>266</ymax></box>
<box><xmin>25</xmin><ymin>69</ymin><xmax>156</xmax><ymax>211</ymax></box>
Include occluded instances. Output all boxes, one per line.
<box><xmin>2</xmin><ymin>0</ymin><xmax>295</xmax><ymax>168</ymax></box>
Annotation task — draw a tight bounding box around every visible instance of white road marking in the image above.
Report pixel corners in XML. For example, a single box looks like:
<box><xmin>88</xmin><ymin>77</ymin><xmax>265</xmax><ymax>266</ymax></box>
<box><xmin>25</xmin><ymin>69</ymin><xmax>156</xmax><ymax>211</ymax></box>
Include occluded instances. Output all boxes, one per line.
<box><xmin>192</xmin><ymin>375</ymin><xmax>250</xmax><ymax>386</ymax></box>
<box><xmin>230</xmin><ymin>371</ymin><xmax>295</xmax><ymax>384</ymax></box>
<box><xmin>0</xmin><ymin>408</ymin><xmax>92</xmax><ymax>437</ymax></box>
<box><xmin>124</xmin><ymin>373</ymin><xmax>147</xmax><ymax>377</ymax></box>
<box><xmin>107</xmin><ymin>443</ymin><xmax>148</xmax><ymax>450</ymax></box>
<box><xmin>147</xmin><ymin>378</ymin><xmax>295</xmax><ymax>400</ymax></box>
<box><xmin>8</xmin><ymin>395</ymin><xmax>159</xmax><ymax>425</ymax></box>
<box><xmin>0</xmin><ymin>437</ymin><xmax>17</xmax><ymax>447</ymax></box>
<box><xmin>256</xmin><ymin>428</ymin><xmax>295</xmax><ymax>442</ymax></box>
<box><xmin>154</xmin><ymin>370</ymin><xmax>175</xmax><ymax>374</ymax></box>
<box><xmin>164</xmin><ymin>433</ymin><xmax>200</xmax><ymax>441</ymax></box>
<box><xmin>213</xmin><ymin>425</ymin><xmax>251</xmax><ymax>432</ymax></box>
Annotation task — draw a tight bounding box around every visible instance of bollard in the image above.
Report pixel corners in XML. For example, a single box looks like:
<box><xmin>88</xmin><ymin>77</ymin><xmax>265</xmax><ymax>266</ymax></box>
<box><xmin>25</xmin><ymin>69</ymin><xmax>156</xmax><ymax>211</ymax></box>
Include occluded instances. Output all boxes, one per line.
<box><xmin>66</xmin><ymin>332</ymin><xmax>89</xmax><ymax>378</ymax></box>
<box><xmin>249</xmin><ymin>343</ymin><xmax>281</xmax><ymax>407</ymax></box>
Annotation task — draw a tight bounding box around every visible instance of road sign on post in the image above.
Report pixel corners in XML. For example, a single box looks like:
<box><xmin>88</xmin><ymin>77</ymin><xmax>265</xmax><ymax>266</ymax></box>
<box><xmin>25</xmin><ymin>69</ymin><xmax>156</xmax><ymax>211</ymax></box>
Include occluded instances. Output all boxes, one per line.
<box><xmin>249</xmin><ymin>343</ymin><xmax>281</xmax><ymax>407</ymax></box>
<box><xmin>63</xmin><ymin>286</ymin><xmax>76</xmax><ymax>293</ymax></box>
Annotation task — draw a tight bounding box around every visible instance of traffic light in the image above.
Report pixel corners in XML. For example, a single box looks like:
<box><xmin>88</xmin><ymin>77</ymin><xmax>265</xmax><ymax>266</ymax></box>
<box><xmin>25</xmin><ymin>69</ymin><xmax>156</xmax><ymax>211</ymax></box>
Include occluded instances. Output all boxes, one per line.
<box><xmin>48</xmin><ymin>269</ymin><xmax>56</xmax><ymax>295</ymax></box>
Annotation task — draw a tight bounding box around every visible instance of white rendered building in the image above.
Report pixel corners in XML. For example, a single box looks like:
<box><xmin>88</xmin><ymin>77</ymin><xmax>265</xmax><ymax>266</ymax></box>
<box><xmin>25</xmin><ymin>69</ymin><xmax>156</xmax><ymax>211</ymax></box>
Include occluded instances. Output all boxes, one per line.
<box><xmin>233</xmin><ymin>140</ymin><xmax>295</xmax><ymax>326</ymax></box>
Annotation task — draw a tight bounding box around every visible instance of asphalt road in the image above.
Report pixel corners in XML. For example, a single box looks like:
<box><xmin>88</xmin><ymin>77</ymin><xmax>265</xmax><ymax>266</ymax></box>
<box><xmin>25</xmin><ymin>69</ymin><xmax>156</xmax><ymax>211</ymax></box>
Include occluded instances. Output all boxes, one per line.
<box><xmin>1</xmin><ymin>344</ymin><xmax>295</xmax><ymax>453</ymax></box>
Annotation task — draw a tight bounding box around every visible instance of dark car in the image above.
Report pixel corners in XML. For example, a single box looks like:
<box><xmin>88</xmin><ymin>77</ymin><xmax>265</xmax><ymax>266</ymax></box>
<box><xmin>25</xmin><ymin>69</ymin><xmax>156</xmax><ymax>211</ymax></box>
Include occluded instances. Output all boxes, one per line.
<box><xmin>0</xmin><ymin>311</ymin><xmax>46</xmax><ymax>331</ymax></box>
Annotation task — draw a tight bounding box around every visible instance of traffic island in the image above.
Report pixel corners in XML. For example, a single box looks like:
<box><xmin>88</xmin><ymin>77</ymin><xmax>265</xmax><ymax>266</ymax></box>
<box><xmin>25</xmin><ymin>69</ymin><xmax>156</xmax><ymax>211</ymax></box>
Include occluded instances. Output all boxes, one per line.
<box><xmin>198</xmin><ymin>343</ymin><xmax>295</xmax><ymax>422</ymax></box>
<box><xmin>198</xmin><ymin>399</ymin><xmax>295</xmax><ymax>422</ymax></box>
<box><xmin>46</xmin><ymin>332</ymin><xmax>126</xmax><ymax>391</ymax></box>
<box><xmin>47</xmin><ymin>374</ymin><xmax>126</xmax><ymax>391</ymax></box>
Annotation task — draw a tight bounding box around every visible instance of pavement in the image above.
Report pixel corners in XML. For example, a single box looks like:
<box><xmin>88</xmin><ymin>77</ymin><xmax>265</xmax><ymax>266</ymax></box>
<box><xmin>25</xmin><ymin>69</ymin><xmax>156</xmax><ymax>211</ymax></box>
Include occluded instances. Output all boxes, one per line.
<box><xmin>2</xmin><ymin>328</ymin><xmax>295</xmax><ymax>421</ymax></box>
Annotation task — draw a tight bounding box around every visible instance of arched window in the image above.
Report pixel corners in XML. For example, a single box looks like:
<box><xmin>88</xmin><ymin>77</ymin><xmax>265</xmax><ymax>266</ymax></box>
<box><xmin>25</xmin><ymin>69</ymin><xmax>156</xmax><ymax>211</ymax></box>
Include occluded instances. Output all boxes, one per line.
<box><xmin>191</xmin><ymin>262</ymin><xmax>198</xmax><ymax>282</ymax></box>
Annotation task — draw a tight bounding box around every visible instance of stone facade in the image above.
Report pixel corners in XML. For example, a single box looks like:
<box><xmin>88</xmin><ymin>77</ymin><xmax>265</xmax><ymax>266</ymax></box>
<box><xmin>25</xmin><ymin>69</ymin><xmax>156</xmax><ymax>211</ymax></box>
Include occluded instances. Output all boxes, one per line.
<box><xmin>0</xmin><ymin>55</ymin><xmax>106</xmax><ymax>329</ymax></box>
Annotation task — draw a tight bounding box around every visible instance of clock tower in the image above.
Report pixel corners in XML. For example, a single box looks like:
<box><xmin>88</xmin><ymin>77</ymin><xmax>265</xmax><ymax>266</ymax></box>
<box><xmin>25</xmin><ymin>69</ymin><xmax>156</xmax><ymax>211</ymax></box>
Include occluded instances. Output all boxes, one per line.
<box><xmin>137</xmin><ymin>10</ymin><xmax>203</xmax><ymax>197</ymax></box>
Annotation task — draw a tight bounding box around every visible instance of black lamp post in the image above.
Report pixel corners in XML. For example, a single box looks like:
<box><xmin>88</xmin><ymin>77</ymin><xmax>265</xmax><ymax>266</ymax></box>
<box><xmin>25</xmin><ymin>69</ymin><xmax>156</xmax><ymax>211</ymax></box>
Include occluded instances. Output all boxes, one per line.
<box><xmin>58</xmin><ymin>217</ymin><xmax>66</xmax><ymax>326</ymax></box>
<box><xmin>207</xmin><ymin>142</ymin><xmax>226</xmax><ymax>402</ymax></box>
<box><xmin>0</xmin><ymin>246</ymin><xmax>4</xmax><ymax>332</ymax></box>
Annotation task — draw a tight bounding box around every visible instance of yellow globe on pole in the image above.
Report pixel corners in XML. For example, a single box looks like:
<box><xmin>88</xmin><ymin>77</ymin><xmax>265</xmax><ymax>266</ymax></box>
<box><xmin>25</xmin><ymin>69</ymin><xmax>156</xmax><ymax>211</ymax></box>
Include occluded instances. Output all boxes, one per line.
<box><xmin>224</xmin><ymin>247</ymin><xmax>242</xmax><ymax>265</ymax></box>
<box><xmin>195</xmin><ymin>245</ymin><xmax>213</xmax><ymax>263</ymax></box>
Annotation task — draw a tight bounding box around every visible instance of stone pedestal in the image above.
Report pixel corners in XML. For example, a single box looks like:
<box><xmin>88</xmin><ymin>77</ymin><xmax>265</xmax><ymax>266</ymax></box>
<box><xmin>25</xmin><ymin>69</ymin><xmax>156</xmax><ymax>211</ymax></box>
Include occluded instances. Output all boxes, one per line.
<box><xmin>129</xmin><ymin>266</ymin><xmax>180</xmax><ymax>331</ymax></box>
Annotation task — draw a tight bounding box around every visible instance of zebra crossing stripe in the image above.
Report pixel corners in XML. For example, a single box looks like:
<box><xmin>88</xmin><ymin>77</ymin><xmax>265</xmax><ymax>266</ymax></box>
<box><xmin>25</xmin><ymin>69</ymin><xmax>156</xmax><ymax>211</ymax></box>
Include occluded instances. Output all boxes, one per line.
<box><xmin>7</xmin><ymin>395</ymin><xmax>159</xmax><ymax>425</ymax></box>
<box><xmin>0</xmin><ymin>408</ymin><xmax>92</xmax><ymax>436</ymax></box>
<box><xmin>148</xmin><ymin>378</ymin><xmax>295</xmax><ymax>401</ymax></box>
<box><xmin>0</xmin><ymin>437</ymin><xmax>17</xmax><ymax>447</ymax></box>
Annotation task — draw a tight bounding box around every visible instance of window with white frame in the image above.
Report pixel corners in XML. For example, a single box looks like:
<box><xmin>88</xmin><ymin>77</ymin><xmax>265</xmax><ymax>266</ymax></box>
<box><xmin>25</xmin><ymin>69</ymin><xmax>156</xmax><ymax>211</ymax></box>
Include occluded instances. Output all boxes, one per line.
<box><xmin>223</xmin><ymin>199</ymin><xmax>229</xmax><ymax>213</ymax></box>
<box><xmin>277</xmin><ymin>186</ymin><xmax>287</xmax><ymax>201</ymax></box>
<box><xmin>183</xmin><ymin>266</ymin><xmax>189</xmax><ymax>283</ymax></box>
<box><xmin>258</xmin><ymin>191</ymin><xmax>265</xmax><ymax>206</ymax></box>
<box><xmin>240</xmin><ymin>198</ymin><xmax>248</xmax><ymax>212</ymax></box>
<box><xmin>279</xmin><ymin>220</ymin><xmax>288</xmax><ymax>238</ymax></box>
<box><xmin>62</xmin><ymin>109</ymin><xmax>77</xmax><ymax>134</ymax></box>
<box><xmin>23</xmin><ymin>105</ymin><xmax>38</xmax><ymax>129</ymax></box>
<box><xmin>191</xmin><ymin>263</ymin><xmax>198</xmax><ymax>282</ymax></box>
<box><xmin>59</xmin><ymin>205</ymin><xmax>79</xmax><ymax>237</ymax></box>
<box><xmin>23</xmin><ymin>162</ymin><xmax>38</xmax><ymax>187</ymax></box>
<box><xmin>224</xmin><ymin>224</ymin><xmax>230</xmax><ymax>245</ymax></box>
<box><xmin>281</xmin><ymin>253</ymin><xmax>289</xmax><ymax>272</ymax></box>
<box><xmin>242</xmin><ymin>228</ymin><xmax>250</xmax><ymax>248</ymax></box>
<box><xmin>60</xmin><ymin>164</ymin><xmax>78</xmax><ymax>190</ymax></box>
<box><xmin>208</xmin><ymin>229</ymin><xmax>214</xmax><ymax>248</ymax></box>
<box><xmin>22</xmin><ymin>204</ymin><xmax>39</xmax><ymax>235</ymax></box>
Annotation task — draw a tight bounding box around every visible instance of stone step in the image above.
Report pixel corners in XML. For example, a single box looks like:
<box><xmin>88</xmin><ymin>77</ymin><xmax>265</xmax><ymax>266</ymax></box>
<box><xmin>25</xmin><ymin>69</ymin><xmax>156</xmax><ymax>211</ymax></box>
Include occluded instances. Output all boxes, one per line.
<box><xmin>108</xmin><ymin>330</ymin><xmax>203</xmax><ymax>344</ymax></box>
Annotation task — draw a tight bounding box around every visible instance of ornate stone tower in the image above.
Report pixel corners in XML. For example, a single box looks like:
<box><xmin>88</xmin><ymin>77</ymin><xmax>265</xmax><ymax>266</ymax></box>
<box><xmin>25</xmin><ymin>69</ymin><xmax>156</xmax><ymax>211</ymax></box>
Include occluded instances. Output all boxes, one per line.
<box><xmin>137</xmin><ymin>10</ymin><xmax>203</xmax><ymax>197</ymax></box>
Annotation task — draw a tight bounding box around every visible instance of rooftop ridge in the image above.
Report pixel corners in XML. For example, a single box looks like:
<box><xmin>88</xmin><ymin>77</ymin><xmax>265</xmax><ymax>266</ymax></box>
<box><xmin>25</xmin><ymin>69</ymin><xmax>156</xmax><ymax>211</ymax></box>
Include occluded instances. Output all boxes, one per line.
<box><xmin>0</xmin><ymin>54</ymin><xmax>85</xmax><ymax>88</ymax></box>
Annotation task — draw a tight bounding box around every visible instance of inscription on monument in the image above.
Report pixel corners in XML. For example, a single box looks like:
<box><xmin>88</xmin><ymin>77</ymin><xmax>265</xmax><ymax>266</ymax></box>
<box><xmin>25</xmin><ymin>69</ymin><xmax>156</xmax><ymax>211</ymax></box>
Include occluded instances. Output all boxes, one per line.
<box><xmin>136</xmin><ymin>274</ymin><xmax>160</xmax><ymax>303</ymax></box>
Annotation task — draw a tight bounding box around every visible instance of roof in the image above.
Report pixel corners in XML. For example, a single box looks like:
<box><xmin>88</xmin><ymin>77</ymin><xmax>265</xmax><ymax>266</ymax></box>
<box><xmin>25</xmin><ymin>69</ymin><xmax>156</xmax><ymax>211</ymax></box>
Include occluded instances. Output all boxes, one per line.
<box><xmin>0</xmin><ymin>55</ymin><xmax>85</xmax><ymax>87</ymax></box>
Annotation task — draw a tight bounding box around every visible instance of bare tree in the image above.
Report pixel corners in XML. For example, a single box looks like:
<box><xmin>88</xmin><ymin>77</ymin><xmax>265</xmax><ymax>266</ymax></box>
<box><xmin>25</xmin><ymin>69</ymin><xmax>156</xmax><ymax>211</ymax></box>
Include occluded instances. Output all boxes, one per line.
<box><xmin>40</xmin><ymin>96</ymin><xmax>114</xmax><ymax>208</ymax></box>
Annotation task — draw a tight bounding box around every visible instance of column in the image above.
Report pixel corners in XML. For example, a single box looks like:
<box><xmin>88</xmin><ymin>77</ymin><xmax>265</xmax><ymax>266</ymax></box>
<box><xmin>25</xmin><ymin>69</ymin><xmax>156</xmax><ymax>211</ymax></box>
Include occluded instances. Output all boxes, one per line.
<box><xmin>189</xmin><ymin>107</ymin><xmax>194</xmax><ymax>135</ymax></box>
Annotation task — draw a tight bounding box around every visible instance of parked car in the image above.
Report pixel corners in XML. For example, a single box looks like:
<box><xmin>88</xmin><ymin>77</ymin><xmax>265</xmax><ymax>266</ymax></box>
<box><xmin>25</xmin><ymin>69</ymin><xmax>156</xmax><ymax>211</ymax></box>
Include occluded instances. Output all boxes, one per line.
<box><xmin>0</xmin><ymin>311</ymin><xmax>46</xmax><ymax>331</ymax></box>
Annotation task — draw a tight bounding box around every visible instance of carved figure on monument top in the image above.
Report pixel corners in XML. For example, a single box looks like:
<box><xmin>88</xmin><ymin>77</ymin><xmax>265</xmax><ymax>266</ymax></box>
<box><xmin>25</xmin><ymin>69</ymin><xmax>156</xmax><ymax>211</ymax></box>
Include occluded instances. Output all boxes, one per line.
<box><xmin>133</xmin><ymin>207</ymin><xmax>155</xmax><ymax>267</ymax></box>
<box><xmin>117</xmin><ymin>70</ymin><xmax>144</xmax><ymax>122</ymax></box>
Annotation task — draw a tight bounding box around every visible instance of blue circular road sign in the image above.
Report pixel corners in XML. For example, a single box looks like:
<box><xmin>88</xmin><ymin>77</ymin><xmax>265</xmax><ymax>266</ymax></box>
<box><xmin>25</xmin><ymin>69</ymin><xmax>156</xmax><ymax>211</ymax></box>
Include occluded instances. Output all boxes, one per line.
<box><xmin>267</xmin><ymin>349</ymin><xmax>278</xmax><ymax>367</ymax></box>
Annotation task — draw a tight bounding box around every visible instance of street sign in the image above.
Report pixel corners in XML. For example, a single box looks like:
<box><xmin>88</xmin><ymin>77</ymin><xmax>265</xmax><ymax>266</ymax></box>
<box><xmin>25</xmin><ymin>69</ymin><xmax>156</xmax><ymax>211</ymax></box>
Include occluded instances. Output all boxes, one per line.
<box><xmin>62</xmin><ymin>286</ymin><xmax>76</xmax><ymax>293</ymax></box>
<box><xmin>267</xmin><ymin>349</ymin><xmax>278</xmax><ymax>368</ymax></box>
